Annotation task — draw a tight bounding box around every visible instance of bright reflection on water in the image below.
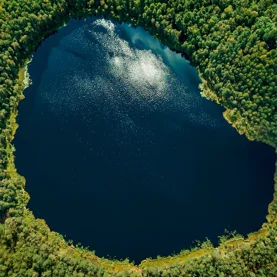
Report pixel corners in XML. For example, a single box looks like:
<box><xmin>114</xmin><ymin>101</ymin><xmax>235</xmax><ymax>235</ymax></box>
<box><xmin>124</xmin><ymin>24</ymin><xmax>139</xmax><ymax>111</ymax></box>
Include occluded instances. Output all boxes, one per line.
<box><xmin>14</xmin><ymin>17</ymin><xmax>275</xmax><ymax>263</ymax></box>
<box><xmin>43</xmin><ymin>18</ymin><xmax>219</xmax><ymax>134</ymax></box>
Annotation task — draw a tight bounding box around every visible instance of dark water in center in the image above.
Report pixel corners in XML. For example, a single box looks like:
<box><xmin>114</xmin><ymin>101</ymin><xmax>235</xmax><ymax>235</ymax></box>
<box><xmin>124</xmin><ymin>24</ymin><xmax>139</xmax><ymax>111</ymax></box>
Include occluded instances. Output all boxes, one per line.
<box><xmin>14</xmin><ymin>17</ymin><xmax>276</xmax><ymax>263</ymax></box>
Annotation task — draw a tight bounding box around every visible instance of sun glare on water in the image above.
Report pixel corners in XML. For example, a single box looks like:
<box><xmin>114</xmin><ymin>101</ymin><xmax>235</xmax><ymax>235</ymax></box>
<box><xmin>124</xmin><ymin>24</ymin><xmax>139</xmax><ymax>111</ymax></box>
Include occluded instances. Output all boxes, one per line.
<box><xmin>41</xmin><ymin>18</ymin><xmax>220</xmax><ymax>134</ymax></box>
<box><xmin>91</xmin><ymin>19</ymin><xmax>168</xmax><ymax>98</ymax></box>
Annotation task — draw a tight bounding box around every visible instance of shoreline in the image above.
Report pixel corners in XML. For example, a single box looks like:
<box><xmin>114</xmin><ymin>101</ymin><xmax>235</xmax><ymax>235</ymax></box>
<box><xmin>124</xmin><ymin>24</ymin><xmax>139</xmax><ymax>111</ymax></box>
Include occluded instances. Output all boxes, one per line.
<box><xmin>3</xmin><ymin>11</ymin><xmax>277</xmax><ymax>273</ymax></box>
<box><xmin>12</xmin><ymin>45</ymin><xmax>277</xmax><ymax>268</ymax></box>
<box><xmin>23</xmin><ymin>58</ymin><xmax>33</xmax><ymax>89</ymax></box>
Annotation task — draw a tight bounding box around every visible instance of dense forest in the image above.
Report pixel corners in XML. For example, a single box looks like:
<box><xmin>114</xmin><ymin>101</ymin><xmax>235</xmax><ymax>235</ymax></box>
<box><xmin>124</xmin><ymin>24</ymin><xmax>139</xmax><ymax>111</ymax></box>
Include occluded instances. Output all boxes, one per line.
<box><xmin>0</xmin><ymin>0</ymin><xmax>277</xmax><ymax>276</ymax></box>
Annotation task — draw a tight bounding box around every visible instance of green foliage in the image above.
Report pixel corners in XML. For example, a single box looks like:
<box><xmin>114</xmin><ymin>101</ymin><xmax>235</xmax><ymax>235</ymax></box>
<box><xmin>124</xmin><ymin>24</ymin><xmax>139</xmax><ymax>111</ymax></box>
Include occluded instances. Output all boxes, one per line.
<box><xmin>0</xmin><ymin>0</ymin><xmax>277</xmax><ymax>276</ymax></box>
<box><xmin>218</xmin><ymin>229</ymin><xmax>244</xmax><ymax>244</ymax></box>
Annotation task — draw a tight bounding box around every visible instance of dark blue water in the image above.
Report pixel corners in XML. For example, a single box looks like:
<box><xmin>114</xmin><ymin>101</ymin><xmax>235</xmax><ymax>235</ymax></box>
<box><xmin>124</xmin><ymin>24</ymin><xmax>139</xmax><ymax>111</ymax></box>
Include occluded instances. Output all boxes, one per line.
<box><xmin>14</xmin><ymin>18</ymin><xmax>276</xmax><ymax>263</ymax></box>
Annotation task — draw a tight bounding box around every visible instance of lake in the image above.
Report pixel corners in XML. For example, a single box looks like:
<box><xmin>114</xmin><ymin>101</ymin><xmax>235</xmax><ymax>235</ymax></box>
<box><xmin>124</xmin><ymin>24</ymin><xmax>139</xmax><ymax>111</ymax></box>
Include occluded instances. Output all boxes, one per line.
<box><xmin>14</xmin><ymin>17</ymin><xmax>276</xmax><ymax>263</ymax></box>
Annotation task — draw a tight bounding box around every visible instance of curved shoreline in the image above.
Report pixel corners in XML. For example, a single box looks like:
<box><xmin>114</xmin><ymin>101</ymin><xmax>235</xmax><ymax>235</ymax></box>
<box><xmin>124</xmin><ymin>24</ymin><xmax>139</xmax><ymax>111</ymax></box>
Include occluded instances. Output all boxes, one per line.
<box><xmin>12</xmin><ymin>20</ymin><xmax>277</xmax><ymax>266</ymax></box>
<box><xmin>1</xmin><ymin>1</ymin><xmax>277</xmax><ymax>275</ymax></box>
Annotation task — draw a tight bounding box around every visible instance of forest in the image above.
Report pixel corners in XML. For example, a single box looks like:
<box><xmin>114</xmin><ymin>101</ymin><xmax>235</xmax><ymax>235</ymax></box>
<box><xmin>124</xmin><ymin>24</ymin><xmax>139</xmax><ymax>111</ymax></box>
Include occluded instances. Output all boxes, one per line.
<box><xmin>0</xmin><ymin>0</ymin><xmax>277</xmax><ymax>276</ymax></box>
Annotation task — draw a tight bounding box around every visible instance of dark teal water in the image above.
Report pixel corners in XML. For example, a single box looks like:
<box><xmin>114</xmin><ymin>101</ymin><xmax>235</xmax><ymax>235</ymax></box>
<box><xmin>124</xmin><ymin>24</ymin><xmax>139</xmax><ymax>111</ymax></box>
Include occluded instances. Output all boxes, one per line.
<box><xmin>14</xmin><ymin>18</ymin><xmax>276</xmax><ymax>263</ymax></box>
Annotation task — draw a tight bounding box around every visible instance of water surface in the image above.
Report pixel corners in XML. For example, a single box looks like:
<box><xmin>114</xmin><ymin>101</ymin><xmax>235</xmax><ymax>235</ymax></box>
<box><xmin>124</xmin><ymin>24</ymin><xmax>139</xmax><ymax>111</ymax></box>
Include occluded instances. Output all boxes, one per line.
<box><xmin>14</xmin><ymin>18</ymin><xmax>276</xmax><ymax>262</ymax></box>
